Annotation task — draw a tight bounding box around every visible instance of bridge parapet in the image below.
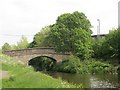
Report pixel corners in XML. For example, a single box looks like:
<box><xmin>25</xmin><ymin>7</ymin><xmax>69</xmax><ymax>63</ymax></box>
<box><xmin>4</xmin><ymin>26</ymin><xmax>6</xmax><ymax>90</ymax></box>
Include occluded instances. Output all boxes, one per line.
<box><xmin>3</xmin><ymin>47</ymin><xmax>70</xmax><ymax>64</ymax></box>
<box><xmin>3</xmin><ymin>47</ymin><xmax>56</xmax><ymax>56</ymax></box>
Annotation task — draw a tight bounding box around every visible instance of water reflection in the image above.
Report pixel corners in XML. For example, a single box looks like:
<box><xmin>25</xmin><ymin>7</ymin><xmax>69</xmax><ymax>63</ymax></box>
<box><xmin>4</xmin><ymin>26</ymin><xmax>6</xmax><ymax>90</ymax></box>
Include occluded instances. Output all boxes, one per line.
<box><xmin>46</xmin><ymin>72</ymin><xmax>119</xmax><ymax>88</ymax></box>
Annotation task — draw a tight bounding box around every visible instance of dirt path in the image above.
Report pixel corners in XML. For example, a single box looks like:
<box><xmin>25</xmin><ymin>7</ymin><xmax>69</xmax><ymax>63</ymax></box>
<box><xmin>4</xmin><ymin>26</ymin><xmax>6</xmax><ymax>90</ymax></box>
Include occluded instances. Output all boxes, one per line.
<box><xmin>0</xmin><ymin>71</ymin><xmax>9</xmax><ymax>79</ymax></box>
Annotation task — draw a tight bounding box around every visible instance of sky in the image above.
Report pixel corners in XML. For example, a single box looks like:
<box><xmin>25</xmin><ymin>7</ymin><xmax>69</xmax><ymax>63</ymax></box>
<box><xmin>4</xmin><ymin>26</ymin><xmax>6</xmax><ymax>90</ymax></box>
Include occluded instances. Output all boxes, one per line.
<box><xmin>0</xmin><ymin>0</ymin><xmax>119</xmax><ymax>48</ymax></box>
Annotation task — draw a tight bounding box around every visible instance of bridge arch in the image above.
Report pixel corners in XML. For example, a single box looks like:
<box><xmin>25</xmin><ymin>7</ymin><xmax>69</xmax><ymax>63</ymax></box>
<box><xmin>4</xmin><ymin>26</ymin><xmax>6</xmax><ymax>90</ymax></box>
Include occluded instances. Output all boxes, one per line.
<box><xmin>28</xmin><ymin>56</ymin><xmax>57</xmax><ymax>71</ymax></box>
<box><xmin>28</xmin><ymin>55</ymin><xmax>57</xmax><ymax>63</ymax></box>
<box><xmin>3</xmin><ymin>47</ymin><xmax>70</xmax><ymax>65</ymax></box>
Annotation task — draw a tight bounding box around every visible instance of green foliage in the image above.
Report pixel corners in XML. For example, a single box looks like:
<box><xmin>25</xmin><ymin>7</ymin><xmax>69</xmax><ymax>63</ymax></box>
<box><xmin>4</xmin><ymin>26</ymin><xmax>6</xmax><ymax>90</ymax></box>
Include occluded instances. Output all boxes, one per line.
<box><xmin>85</xmin><ymin>59</ymin><xmax>115</xmax><ymax>74</ymax></box>
<box><xmin>2</xmin><ymin>36</ymin><xmax>29</xmax><ymax>51</ymax></box>
<box><xmin>54</xmin><ymin>56</ymin><xmax>116</xmax><ymax>74</ymax></box>
<box><xmin>48</xmin><ymin>11</ymin><xmax>93</xmax><ymax>59</ymax></box>
<box><xmin>17</xmin><ymin>35</ymin><xmax>29</xmax><ymax>49</ymax></box>
<box><xmin>29</xmin><ymin>57</ymin><xmax>56</xmax><ymax>71</ymax></box>
<box><xmin>0</xmin><ymin>54</ymin><xmax>83</xmax><ymax>88</ymax></box>
<box><xmin>2</xmin><ymin>43</ymin><xmax>11</xmax><ymax>52</ymax></box>
<box><xmin>56</xmin><ymin>11</ymin><xmax>92</xmax><ymax>33</ymax></box>
<box><xmin>28</xmin><ymin>41</ymin><xmax>36</xmax><ymax>48</ymax></box>
<box><xmin>92</xmin><ymin>28</ymin><xmax>120</xmax><ymax>60</ymax></box>
<box><xmin>30</xmin><ymin>26</ymin><xmax>53</xmax><ymax>48</ymax></box>
<box><xmin>105</xmin><ymin>28</ymin><xmax>120</xmax><ymax>58</ymax></box>
<box><xmin>92</xmin><ymin>38</ymin><xmax>106</xmax><ymax>58</ymax></box>
<box><xmin>0</xmin><ymin>49</ymin><xmax>2</xmax><ymax>54</ymax></box>
<box><xmin>29</xmin><ymin>11</ymin><xmax>93</xmax><ymax>59</ymax></box>
<box><xmin>54</xmin><ymin>56</ymin><xmax>81</xmax><ymax>73</ymax></box>
<box><xmin>117</xmin><ymin>66</ymin><xmax>120</xmax><ymax>75</ymax></box>
<box><xmin>11</xmin><ymin>44</ymin><xmax>18</xmax><ymax>50</ymax></box>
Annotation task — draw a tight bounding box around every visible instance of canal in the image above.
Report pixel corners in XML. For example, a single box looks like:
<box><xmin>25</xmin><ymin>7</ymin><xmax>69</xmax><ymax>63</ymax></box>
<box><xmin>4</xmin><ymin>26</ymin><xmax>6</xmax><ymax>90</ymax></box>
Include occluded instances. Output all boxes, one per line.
<box><xmin>29</xmin><ymin>56</ymin><xmax>120</xmax><ymax>88</ymax></box>
<box><xmin>45</xmin><ymin>72</ymin><xmax>120</xmax><ymax>88</ymax></box>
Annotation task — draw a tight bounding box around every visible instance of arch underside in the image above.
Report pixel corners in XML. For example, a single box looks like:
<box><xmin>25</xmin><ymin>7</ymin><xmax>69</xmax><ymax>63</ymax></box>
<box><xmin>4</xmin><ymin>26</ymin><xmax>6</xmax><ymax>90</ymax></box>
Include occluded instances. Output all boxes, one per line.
<box><xmin>28</xmin><ymin>55</ymin><xmax>57</xmax><ymax>71</ymax></box>
<box><xmin>29</xmin><ymin>54</ymin><xmax>58</xmax><ymax>62</ymax></box>
<box><xmin>29</xmin><ymin>55</ymin><xmax>57</xmax><ymax>62</ymax></box>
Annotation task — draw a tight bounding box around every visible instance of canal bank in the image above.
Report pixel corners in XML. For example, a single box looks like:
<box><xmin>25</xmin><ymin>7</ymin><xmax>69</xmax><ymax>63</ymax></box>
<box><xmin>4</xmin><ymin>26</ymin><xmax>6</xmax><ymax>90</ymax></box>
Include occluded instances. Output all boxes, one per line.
<box><xmin>45</xmin><ymin>71</ymin><xmax>120</xmax><ymax>88</ymax></box>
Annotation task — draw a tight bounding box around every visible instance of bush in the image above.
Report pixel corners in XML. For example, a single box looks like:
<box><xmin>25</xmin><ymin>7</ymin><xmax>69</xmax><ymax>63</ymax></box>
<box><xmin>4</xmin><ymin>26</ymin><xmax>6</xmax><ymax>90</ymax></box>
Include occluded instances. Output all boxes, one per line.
<box><xmin>54</xmin><ymin>55</ymin><xmax>81</xmax><ymax>73</ymax></box>
<box><xmin>53</xmin><ymin>56</ymin><xmax>116</xmax><ymax>74</ymax></box>
<box><xmin>86</xmin><ymin>60</ymin><xmax>114</xmax><ymax>74</ymax></box>
<box><xmin>92</xmin><ymin>28</ymin><xmax>120</xmax><ymax>60</ymax></box>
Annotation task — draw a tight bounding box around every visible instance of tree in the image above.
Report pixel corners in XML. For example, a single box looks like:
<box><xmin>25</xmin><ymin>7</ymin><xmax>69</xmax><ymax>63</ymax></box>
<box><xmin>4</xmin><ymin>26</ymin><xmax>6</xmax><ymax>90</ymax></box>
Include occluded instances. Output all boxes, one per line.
<box><xmin>48</xmin><ymin>11</ymin><xmax>92</xmax><ymax>59</ymax></box>
<box><xmin>17</xmin><ymin>35</ymin><xmax>29</xmax><ymax>49</ymax></box>
<box><xmin>11</xmin><ymin>44</ymin><xmax>18</xmax><ymax>50</ymax></box>
<box><xmin>2</xmin><ymin>43</ymin><xmax>11</xmax><ymax>52</ymax></box>
<box><xmin>28</xmin><ymin>41</ymin><xmax>36</xmax><ymax>48</ymax></box>
<box><xmin>31</xmin><ymin>26</ymin><xmax>53</xmax><ymax>48</ymax></box>
<box><xmin>105</xmin><ymin>28</ymin><xmax>120</xmax><ymax>59</ymax></box>
<box><xmin>92</xmin><ymin>28</ymin><xmax>120</xmax><ymax>59</ymax></box>
<box><xmin>92</xmin><ymin>37</ymin><xmax>107</xmax><ymax>58</ymax></box>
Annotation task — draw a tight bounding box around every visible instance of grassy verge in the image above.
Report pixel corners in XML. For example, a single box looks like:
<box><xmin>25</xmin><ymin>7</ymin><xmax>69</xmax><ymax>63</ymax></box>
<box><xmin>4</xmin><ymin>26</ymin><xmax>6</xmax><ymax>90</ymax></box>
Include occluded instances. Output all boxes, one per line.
<box><xmin>0</xmin><ymin>54</ymin><xmax>83</xmax><ymax>88</ymax></box>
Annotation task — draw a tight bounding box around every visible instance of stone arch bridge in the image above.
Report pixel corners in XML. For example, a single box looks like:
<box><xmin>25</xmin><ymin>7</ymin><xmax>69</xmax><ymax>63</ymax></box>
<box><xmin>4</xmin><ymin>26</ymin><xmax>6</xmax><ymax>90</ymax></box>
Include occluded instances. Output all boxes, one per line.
<box><xmin>3</xmin><ymin>47</ymin><xmax>70</xmax><ymax>65</ymax></box>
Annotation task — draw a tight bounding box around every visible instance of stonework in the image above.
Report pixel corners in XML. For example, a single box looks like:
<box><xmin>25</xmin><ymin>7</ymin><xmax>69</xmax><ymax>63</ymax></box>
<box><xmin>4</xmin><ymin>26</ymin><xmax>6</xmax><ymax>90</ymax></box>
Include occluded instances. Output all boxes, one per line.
<box><xmin>4</xmin><ymin>48</ymin><xmax>70</xmax><ymax>65</ymax></box>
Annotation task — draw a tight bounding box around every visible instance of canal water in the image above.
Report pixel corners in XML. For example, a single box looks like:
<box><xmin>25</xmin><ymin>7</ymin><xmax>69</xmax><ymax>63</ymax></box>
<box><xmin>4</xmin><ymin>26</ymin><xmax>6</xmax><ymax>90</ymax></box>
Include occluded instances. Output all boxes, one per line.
<box><xmin>45</xmin><ymin>72</ymin><xmax>120</xmax><ymax>88</ymax></box>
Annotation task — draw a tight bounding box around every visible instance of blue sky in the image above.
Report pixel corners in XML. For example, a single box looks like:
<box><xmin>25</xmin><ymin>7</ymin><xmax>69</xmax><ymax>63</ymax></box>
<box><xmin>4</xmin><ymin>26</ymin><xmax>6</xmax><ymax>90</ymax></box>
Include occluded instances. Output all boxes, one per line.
<box><xmin>0</xmin><ymin>0</ymin><xmax>119</xmax><ymax>47</ymax></box>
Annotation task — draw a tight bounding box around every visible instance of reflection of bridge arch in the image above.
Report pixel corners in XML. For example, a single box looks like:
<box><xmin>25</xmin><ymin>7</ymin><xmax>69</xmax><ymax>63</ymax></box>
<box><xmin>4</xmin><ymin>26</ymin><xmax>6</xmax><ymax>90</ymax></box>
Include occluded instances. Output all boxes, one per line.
<box><xmin>3</xmin><ymin>47</ymin><xmax>70</xmax><ymax>65</ymax></box>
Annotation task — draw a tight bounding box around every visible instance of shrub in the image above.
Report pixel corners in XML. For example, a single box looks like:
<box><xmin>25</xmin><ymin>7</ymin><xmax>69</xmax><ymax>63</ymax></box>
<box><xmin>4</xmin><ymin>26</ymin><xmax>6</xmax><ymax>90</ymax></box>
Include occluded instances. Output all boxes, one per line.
<box><xmin>54</xmin><ymin>55</ymin><xmax>81</xmax><ymax>73</ymax></box>
<box><xmin>54</xmin><ymin>56</ymin><xmax>116</xmax><ymax>74</ymax></box>
<box><xmin>86</xmin><ymin>59</ymin><xmax>115</xmax><ymax>74</ymax></box>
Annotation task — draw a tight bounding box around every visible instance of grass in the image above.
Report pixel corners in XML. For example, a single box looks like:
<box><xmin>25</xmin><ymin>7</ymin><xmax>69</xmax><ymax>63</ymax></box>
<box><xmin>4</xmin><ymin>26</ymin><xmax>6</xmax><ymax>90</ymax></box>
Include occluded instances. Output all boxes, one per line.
<box><xmin>0</xmin><ymin>54</ymin><xmax>83</xmax><ymax>88</ymax></box>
